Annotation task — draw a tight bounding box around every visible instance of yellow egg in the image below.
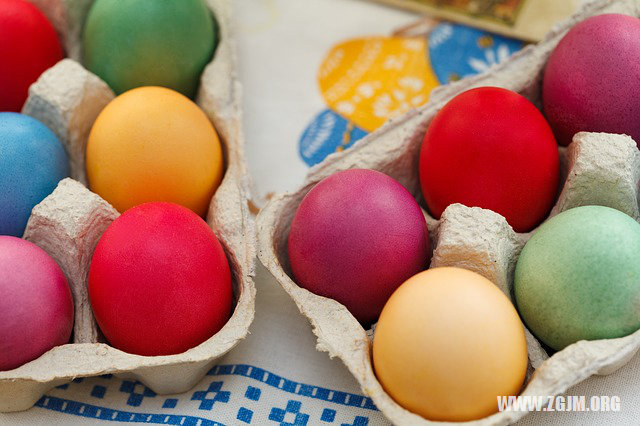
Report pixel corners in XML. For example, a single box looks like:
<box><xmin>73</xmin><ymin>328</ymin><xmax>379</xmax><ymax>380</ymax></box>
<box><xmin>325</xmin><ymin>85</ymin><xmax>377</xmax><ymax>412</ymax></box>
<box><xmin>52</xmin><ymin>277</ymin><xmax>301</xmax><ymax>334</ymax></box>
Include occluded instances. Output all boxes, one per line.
<box><xmin>373</xmin><ymin>267</ymin><xmax>528</xmax><ymax>422</ymax></box>
<box><xmin>86</xmin><ymin>86</ymin><xmax>223</xmax><ymax>216</ymax></box>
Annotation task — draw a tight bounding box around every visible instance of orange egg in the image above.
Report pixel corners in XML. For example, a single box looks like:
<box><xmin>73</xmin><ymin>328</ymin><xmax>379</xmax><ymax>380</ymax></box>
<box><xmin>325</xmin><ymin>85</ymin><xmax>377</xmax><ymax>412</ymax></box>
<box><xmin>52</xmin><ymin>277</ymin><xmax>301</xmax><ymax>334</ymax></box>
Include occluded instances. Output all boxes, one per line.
<box><xmin>373</xmin><ymin>267</ymin><xmax>528</xmax><ymax>422</ymax></box>
<box><xmin>86</xmin><ymin>86</ymin><xmax>223</xmax><ymax>216</ymax></box>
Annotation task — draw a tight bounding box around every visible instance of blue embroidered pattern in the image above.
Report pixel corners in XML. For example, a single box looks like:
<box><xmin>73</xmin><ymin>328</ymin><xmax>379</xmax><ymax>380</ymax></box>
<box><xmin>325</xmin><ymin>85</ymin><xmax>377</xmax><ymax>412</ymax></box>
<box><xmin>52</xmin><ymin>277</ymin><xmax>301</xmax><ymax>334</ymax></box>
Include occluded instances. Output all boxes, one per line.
<box><xmin>162</xmin><ymin>399</ymin><xmax>178</xmax><ymax>409</ymax></box>
<box><xmin>120</xmin><ymin>381</ymin><xmax>157</xmax><ymax>407</ymax></box>
<box><xmin>191</xmin><ymin>381</ymin><xmax>231</xmax><ymax>410</ymax></box>
<box><xmin>35</xmin><ymin>396</ymin><xmax>226</xmax><ymax>425</ymax></box>
<box><xmin>208</xmin><ymin>364</ymin><xmax>377</xmax><ymax>410</ymax></box>
<box><xmin>33</xmin><ymin>363</ymin><xmax>378</xmax><ymax>425</ymax></box>
<box><xmin>91</xmin><ymin>385</ymin><xmax>107</xmax><ymax>399</ymax></box>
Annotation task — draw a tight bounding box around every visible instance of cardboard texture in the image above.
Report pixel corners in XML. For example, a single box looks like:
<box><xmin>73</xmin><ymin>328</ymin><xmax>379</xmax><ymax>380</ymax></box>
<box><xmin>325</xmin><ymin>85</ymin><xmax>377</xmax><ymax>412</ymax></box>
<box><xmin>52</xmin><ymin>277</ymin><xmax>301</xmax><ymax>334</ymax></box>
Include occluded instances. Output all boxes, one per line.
<box><xmin>257</xmin><ymin>0</ymin><xmax>640</xmax><ymax>424</ymax></box>
<box><xmin>0</xmin><ymin>0</ymin><xmax>256</xmax><ymax>413</ymax></box>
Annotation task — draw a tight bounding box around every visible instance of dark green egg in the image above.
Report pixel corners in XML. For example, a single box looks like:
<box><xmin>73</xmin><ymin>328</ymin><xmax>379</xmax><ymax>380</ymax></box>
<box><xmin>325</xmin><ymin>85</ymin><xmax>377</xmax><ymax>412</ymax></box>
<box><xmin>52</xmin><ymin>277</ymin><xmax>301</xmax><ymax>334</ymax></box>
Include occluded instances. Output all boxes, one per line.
<box><xmin>515</xmin><ymin>205</ymin><xmax>640</xmax><ymax>351</ymax></box>
<box><xmin>83</xmin><ymin>0</ymin><xmax>217</xmax><ymax>97</ymax></box>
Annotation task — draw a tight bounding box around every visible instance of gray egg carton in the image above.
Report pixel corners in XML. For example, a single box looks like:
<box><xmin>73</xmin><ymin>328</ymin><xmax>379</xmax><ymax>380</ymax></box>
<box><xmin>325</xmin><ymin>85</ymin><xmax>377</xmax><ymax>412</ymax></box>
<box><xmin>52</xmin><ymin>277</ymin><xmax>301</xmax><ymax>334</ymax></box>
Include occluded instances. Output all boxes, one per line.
<box><xmin>256</xmin><ymin>0</ymin><xmax>640</xmax><ymax>424</ymax></box>
<box><xmin>0</xmin><ymin>0</ymin><xmax>256</xmax><ymax>412</ymax></box>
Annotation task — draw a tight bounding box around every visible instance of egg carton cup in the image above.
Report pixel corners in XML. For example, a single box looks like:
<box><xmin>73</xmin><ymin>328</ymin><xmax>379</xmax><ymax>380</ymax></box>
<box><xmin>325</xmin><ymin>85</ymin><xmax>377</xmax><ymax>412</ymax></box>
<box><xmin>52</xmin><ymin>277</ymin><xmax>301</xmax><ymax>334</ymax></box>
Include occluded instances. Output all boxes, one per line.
<box><xmin>0</xmin><ymin>0</ymin><xmax>256</xmax><ymax>413</ymax></box>
<box><xmin>256</xmin><ymin>0</ymin><xmax>640</xmax><ymax>424</ymax></box>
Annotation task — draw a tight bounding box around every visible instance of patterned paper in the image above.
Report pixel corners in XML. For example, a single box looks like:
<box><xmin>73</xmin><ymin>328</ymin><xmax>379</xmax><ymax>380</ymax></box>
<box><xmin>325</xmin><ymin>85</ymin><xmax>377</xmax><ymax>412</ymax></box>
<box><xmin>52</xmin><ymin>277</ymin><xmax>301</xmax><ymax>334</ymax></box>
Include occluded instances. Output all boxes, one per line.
<box><xmin>318</xmin><ymin>36</ymin><xmax>439</xmax><ymax>132</ymax></box>
<box><xmin>396</xmin><ymin>0</ymin><xmax>526</xmax><ymax>26</ymax></box>
<box><xmin>428</xmin><ymin>22</ymin><xmax>522</xmax><ymax>84</ymax></box>
<box><xmin>366</xmin><ymin>0</ymin><xmax>582</xmax><ymax>42</ymax></box>
<box><xmin>299</xmin><ymin>110</ymin><xmax>367</xmax><ymax>167</ymax></box>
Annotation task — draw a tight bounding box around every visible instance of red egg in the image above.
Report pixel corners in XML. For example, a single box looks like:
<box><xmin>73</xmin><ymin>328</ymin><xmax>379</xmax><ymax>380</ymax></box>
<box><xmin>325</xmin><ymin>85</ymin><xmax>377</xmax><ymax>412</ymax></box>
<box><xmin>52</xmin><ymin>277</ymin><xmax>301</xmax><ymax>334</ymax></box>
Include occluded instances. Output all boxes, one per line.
<box><xmin>419</xmin><ymin>87</ymin><xmax>559</xmax><ymax>233</ymax></box>
<box><xmin>89</xmin><ymin>202</ymin><xmax>232</xmax><ymax>356</ymax></box>
<box><xmin>0</xmin><ymin>0</ymin><xmax>64</xmax><ymax>112</ymax></box>
<box><xmin>288</xmin><ymin>169</ymin><xmax>430</xmax><ymax>325</ymax></box>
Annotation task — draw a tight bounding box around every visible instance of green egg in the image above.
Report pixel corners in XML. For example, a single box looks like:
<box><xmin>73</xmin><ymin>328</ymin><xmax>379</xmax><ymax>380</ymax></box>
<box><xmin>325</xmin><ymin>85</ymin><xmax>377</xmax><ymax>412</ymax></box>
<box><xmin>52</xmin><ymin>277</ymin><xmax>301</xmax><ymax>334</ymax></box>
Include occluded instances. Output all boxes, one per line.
<box><xmin>83</xmin><ymin>0</ymin><xmax>217</xmax><ymax>97</ymax></box>
<box><xmin>514</xmin><ymin>205</ymin><xmax>640</xmax><ymax>351</ymax></box>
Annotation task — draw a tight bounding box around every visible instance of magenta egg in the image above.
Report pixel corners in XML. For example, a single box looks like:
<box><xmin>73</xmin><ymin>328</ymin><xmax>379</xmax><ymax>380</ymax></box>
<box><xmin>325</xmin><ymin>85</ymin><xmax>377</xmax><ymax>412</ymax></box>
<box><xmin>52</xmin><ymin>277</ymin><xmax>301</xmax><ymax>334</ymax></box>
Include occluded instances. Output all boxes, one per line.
<box><xmin>288</xmin><ymin>169</ymin><xmax>430</xmax><ymax>324</ymax></box>
<box><xmin>0</xmin><ymin>236</ymin><xmax>73</xmax><ymax>371</ymax></box>
<box><xmin>543</xmin><ymin>13</ymin><xmax>640</xmax><ymax>146</ymax></box>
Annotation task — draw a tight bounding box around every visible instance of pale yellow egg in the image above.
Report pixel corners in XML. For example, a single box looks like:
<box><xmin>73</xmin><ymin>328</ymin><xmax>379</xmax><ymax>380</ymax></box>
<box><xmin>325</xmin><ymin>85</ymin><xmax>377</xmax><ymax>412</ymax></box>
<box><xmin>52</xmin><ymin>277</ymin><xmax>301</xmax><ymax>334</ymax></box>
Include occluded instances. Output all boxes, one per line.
<box><xmin>373</xmin><ymin>267</ymin><xmax>528</xmax><ymax>422</ymax></box>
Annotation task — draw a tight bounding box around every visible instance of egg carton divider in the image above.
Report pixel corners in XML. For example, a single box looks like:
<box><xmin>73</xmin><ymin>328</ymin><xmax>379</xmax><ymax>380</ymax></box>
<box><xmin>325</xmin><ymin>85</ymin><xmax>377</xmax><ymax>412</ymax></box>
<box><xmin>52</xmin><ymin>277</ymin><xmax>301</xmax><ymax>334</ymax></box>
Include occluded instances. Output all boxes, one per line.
<box><xmin>257</xmin><ymin>0</ymin><xmax>640</xmax><ymax>424</ymax></box>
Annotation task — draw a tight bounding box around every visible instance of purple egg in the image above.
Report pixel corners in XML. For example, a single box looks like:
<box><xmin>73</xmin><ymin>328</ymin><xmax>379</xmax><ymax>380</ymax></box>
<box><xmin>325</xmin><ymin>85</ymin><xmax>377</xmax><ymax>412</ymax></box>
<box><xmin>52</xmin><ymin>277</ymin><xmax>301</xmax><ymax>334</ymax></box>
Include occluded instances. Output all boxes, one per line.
<box><xmin>543</xmin><ymin>14</ymin><xmax>640</xmax><ymax>146</ymax></box>
<box><xmin>0</xmin><ymin>236</ymin><xmax>73</xmax><ymax>371</ymax></box>
<box><xmin>288</xmin><ymin>169</ymin><xmax>430</xmax><ymax>324</ymax></box>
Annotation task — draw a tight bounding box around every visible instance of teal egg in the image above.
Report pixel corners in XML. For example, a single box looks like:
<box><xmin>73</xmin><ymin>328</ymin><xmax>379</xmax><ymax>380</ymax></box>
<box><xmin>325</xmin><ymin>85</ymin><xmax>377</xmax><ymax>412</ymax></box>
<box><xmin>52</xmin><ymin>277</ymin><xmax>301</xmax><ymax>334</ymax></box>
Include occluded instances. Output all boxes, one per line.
<box><xmin>82</xmin><ymin>0</ymin><xmax>216</xmax><ymax>97</ymax></box>
<box><xmin>514</xmin><ymin>206</ymin><xmax>640</xmax><ymax>351</ymax></box>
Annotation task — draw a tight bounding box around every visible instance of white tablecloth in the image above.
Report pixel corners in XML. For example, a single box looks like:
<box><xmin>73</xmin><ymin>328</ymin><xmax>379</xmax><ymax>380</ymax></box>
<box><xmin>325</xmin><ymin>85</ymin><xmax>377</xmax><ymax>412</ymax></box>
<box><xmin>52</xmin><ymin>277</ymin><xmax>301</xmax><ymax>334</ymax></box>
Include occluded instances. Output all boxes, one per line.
<box><xmin>1</xmin><ymin>1</ymin><xmax>638</xmax><ymax>425</ymax></box>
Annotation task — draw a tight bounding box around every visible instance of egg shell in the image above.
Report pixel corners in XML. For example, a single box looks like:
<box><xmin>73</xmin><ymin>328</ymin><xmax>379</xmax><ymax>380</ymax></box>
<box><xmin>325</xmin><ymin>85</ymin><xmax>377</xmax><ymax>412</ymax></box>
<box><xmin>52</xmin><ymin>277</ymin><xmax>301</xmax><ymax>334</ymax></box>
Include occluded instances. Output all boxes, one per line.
<box><xmin>0</xmin><ymin>0</ymin><xmax>63</xmax><ymax>112</ymax></box>
<box><xmin>419</xmin><ymin>86</ymin><xmax>560</xmax><ymax>233</ymax></box>
<box><xmin>374</xmin><ymin>267</ymin><xmax>528</xmax><ymax>422</ymax></box>
<box><xmin>0</xmin><ymin>112</ymin><xmax>70</xmax><ymax>236</ymax></box>
<box><xmin>288</xmin><ymin>169</ymin><xmax>429</xmax><ymax>324</ymax></box>
<box><xmin>86</xmin><ymin>86</ymin><xmax>224</xmax><ymax>216</ymax></box>
<box><xmin>543</xmin><ymin>14</ymin><xmax>640</xmax><ymax>146</ymax></box>
<box><xmin>515</xmin><ymin>206</ymin><xmax>640</xmax><ymax>351</ymax></box>
<box><xmin>0</xmin><ymin>0</ymin><xmax>255</xmax><ymax>413</ymax></box>
<box><xmin>257</xmin><ymin>1</ymin><xmax>640</xmax><ymax>424</ymax></box>
<box><xmin>83</xmin><ymin>0</ymin><xmax>216</xmax><ymax>97</ymax></box>
<box><xmin>89</xmin><ymin>202</ymin><xmax>232</xmax><ymax>356</ymax></box>
<box><xmin>0</xmin><ymin>236</ymin><xmax>73</xmax><ymax>371</ymax></box>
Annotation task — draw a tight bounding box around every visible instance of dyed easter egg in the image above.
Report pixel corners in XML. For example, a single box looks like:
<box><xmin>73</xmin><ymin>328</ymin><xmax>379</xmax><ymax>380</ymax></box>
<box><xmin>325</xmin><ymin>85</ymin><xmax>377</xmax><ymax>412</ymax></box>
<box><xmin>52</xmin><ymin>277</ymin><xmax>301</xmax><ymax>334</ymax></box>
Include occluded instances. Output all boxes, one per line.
<box><xmin>83</xmin><ymin>0</ymin><xmax>216</xmax><ymax>97</ymax></box>
<box><xmin>0</xmin><ymin>0</ymin><xmax>63</xmax><ymax>112</ymax></box>
<box><xmin>89</xmin><ymin>202</ymin><xmax>232</xmax><ymax>356</ymax></box>
<box><xmin>419</xmin><ymin>87</ymin><xmax>559</xmax><ymax>232</ymax></box>
<box><xmin>86</xmin><ymin>86</ymin><xmax>224</xmax><ymax>216</ymax></box>
<box><xmin>543</xmin><ymin>14</ymin><xmax>640</xmax><ymax>146</ymax></box>
<box><xmin>0</xmin><ymin>236</ymin><xmax>73</xmax><ymax>371</ymax></box>
<box><xmin>373</xmin><ymin>267</ymin><xmax>527</xmax><ymax>421</ymax></box>
<box><xmin>515</xmin><ymin>206</ymin><xmax>640</xmax><ymax>351</ymax></box>
<box><xmin>0</xmin><ymin>112</ymin><xmax>70</xmax><ymax>236</ymax></box>
<box><xmin>288</xmin><ymin>169</ymin><xmax>429</xmax><ymax>324</ymax></box>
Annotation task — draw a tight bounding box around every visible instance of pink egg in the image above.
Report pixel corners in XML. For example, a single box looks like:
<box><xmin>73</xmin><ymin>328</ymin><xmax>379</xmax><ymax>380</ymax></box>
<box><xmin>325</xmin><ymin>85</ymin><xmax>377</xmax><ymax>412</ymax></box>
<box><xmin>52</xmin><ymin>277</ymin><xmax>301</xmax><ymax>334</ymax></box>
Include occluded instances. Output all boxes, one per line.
<box><xmin>0</xmin><ymin>236</ymin><xmax>73</xmax><ymax>371</ymax></box>
<box><xmin>543</xmin><ymin>14</ymin><xmax>640</xmax><ymax>146</ymax></box>
<box><xmin>288</xmin><ymin>169</ymin><xmax>430</xmax><ymax>324</ymax></box>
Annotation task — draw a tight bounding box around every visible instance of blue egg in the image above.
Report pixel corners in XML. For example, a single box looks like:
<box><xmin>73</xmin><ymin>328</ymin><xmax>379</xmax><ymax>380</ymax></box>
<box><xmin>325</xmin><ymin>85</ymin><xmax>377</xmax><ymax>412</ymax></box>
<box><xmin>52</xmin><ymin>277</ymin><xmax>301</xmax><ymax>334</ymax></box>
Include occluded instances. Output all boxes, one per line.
<box><xmin>0</xmin><ymin>113</ymin><xmax>69</xmax><ymax>236</ymax></box>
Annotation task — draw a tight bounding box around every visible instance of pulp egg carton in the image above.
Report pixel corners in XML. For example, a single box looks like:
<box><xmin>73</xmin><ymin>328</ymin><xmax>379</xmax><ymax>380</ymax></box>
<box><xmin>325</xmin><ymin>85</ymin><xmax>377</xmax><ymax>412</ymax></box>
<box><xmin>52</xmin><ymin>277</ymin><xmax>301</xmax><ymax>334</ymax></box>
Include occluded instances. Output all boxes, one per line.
<box><xmin>0</xmin><ymin>0</ymin><xmax>256</xmax><ymax>413</ymax></box>
<box><xmin>256</xmin><ymin>0</ymin><xmax>640</xmax><ymax>424</ymax></box>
